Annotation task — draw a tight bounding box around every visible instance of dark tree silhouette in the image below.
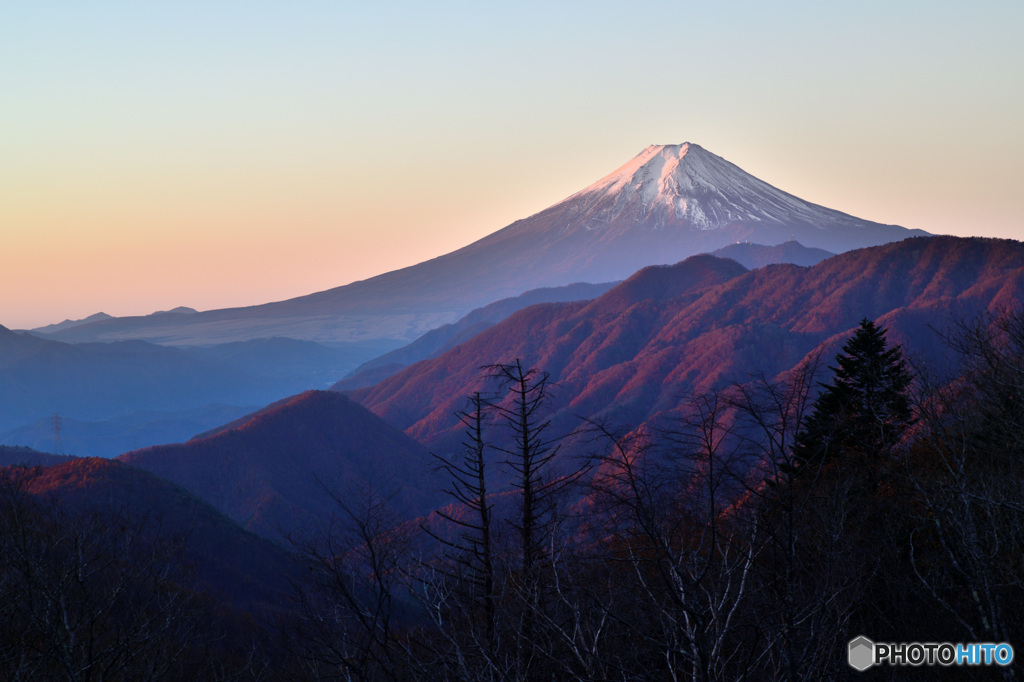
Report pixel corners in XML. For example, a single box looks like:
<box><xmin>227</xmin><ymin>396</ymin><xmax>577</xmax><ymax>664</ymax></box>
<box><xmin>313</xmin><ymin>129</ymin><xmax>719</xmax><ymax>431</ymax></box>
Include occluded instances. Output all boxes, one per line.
<box><xmin>903</xmin><ymin>310</ymin><xmax>1024</xmax><ymax>673</ymax></box>
<box><xmin>426</xmin><ymin>392</ymin><xmax>496</xmax><ymax>647</ymax></box>
<box><xmin>793</xmin><ymin>318</ymin><xmax>913</xmax><ymax>472</ymax></box>
<box><xmin>0</xmin><ymin>467</ymin><xmax>201</xmax><ymax>682</ymax></box>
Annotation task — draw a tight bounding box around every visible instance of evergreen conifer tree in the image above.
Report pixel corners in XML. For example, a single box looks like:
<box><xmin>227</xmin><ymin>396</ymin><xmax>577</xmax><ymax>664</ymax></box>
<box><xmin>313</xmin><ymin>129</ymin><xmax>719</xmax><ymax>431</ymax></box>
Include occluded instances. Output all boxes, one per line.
<box><xmin>793</xmin><ymin>318</ymin><xmax>913</xmax><ymax>471</ymax></box>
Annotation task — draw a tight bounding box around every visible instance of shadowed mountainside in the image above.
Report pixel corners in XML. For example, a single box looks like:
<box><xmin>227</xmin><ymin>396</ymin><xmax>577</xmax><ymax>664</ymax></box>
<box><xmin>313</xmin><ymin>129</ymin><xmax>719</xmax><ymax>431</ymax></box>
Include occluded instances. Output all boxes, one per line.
<box><xmin>0</xmin><ymin>445</ymin><xmax>76</xmax><ymax>468</ymax></box>
<box><xmin>119</xmin><ymin>390</ymin><xmax>437</xmax><ymax>542</ymax></box>
<box><xmin>7</xmin><ymin>456</ymin><xmax>296</xmax><ymax>613</ymax></box>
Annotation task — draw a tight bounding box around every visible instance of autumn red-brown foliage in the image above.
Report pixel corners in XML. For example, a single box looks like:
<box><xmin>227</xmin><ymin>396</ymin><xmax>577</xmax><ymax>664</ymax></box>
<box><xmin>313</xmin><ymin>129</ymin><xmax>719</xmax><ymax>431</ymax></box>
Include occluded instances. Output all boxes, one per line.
<box><xmin>350</xmin><ymin>236</ymin><xmax>1024</xmax><ymax>454</ymax></box>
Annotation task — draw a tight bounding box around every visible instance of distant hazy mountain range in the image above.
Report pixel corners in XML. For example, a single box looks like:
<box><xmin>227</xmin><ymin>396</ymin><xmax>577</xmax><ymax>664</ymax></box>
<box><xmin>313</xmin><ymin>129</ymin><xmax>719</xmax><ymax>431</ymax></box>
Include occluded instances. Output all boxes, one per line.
<box><xmin>0</xmin><ymin>330</ymin><xmax>399</xmax><ymax>454</ymax></box>
<box><xmin>331</xmin><ymin>281</ymin><xmax>620</xmax><ymax>391</ymax></box>
<box><xmin>0</xmin><ymin>405</ymin><xmax>255</xmax><ymax>459</ymax></box>
<box><xmin>31</xmin><ymin>311</ymin><xmax>116</xmax><ymax>335</ymax></box>
<box><xmin>30</xmin><ymin>143</ymin><xmax>921</xmax><ymax>346</ymax></box>
<box><xmin>711</xmin><ymin>239</ymin><xmax>834</xmax><ymax>269</ymax></box>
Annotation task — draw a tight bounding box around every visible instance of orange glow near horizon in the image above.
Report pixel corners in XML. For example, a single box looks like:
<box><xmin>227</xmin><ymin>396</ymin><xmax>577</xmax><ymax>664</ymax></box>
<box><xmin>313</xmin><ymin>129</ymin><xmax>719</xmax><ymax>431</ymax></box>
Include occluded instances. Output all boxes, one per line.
<box><xmin>2</xmin><ymin>2</ymin><xmax>1021</xmax><ymax>330</ymax></box>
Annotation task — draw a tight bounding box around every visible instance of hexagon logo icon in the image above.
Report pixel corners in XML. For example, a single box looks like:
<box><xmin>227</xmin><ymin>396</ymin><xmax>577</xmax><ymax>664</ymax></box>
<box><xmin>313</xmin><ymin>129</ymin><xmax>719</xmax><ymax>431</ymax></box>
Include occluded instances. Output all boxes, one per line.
<box><xmin>848</xmin><ymin>636</ymin><xmax>875</xmax><ymax>671</ymax></box>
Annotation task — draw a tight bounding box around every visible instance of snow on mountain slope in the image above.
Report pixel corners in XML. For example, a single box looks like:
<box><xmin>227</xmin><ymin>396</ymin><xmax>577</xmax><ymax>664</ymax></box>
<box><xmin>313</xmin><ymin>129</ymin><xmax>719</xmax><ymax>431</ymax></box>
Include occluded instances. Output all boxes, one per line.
<box><xmin>560</xmin><ymin>143</ymin><xmax>870</xmax><ymax>232</ymax></box>
<box><xmin>42</xmin><ymin>143</ymin><xmax>927</xmax><ymax>345</ymax></box>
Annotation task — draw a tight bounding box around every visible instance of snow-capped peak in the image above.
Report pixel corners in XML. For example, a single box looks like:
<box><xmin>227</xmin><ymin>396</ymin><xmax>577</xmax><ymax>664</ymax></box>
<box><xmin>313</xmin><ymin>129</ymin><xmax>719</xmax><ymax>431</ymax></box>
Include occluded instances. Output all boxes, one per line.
<box><xmin>554</xmin><ymin>142</ymin><xmax>861</xmax><ymax>232</ymax></box>
<box><xmin>577</xmin><ymin>143</ymin><xmax>729</xmax><ymax>215</ymax></box>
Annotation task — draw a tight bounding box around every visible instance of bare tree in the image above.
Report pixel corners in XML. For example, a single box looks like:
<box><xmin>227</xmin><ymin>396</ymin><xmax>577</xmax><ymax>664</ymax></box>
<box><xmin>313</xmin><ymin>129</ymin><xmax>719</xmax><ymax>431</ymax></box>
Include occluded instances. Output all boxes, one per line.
<box><xmin>415</xmin><ymin>361</ymin><xmax>591</xmax><ymax>681</ymax></box>
<box><xmin>413</xmin><ymin>391</ymin><xmax>510</xmax><ymax>682</ymax></box>
<box><xmin>423</xmin><ymin>393</ymin><xmax>497</xmax><ymax>647</ymax></box>
<box><xmin>287</xmin><ymin>483</ymin><xmax>415</xmax><ymax>682</ymax></box>
<box><xmin>727</xmin><ymin>359</ymin><xmax>867</xmax><ymax>681</ymax></box>
<box><xmin>486</xmin><ymin>360</ymin><xmax>563</xmax><ymax>584</ymax></box>
<box><xmin>586</xmin><ymin>390</ymin><xmax>767</xmax><ymax>682</ymax></box>
<box><xmin>484</xmin><ymin>360</ymin><xmax>588</xmax><ymax>679</ymax></box>
<box><xmin>904</xmin><ymin>311</ymin><xmax>1024</xmax><ymax>673</ymax></box>
<box><xmin>0</xmin><ymin>467</ymin><xmax>201</xmax><ymax>682</ymax></box>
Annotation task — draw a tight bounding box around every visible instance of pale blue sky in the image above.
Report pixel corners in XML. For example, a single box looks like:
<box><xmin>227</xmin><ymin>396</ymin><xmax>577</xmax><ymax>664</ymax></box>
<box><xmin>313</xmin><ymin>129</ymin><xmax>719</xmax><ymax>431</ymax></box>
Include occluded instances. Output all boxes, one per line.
<box><xmin>1</xmin><ymin>1</ymin><xmax>1021</xmax><ymax>328</ymax></box>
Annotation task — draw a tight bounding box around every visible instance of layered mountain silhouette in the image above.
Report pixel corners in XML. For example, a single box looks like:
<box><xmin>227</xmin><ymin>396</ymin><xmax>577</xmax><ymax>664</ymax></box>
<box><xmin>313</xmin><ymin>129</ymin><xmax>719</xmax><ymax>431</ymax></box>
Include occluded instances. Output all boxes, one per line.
<box><xmin>332</xmin><ymin>281</ymin><xmax>618</xmax><ymax>391</ymax></box>
<box><xmin>346</xmin><ymin>236</ymin><xmax>1024</xmax><ymax>454</ymax></box>
<box><xmin>0</xmin><ymin>445</ymin><xmax>76</xmax><ymax>468</ymax></box>
<box><xmin>36</xmin><ymin>144</ymin><xmax>925</xmax><ymax>346</ymax></box>
<box><xmin>5</xmin><ymin>455</ymin><xmax>294</xmax><ymax>612</ymax></box>
<box><xmin>31</xmin><ymin>312</ymin><xmax>114</xmax><ymax>335</ymax></box>
<box><xmin>333</xmin><ymin>241</ymin><xmax>835</xmax><ymax>391</ymax></box>
<box><xmin>8</xmin><ymin>234</ymin><xmax>1021</xmax><ymax>679</ymax></box>
<box><xmin>0</xmin><ymin>327</ymin><xmax>397</xmax><ymax>449</ymax></box>
<box><xmin>118</xmin><ymin>390</ymin><xmax>436</xmax><ymax>542</ymax></box>
<box><xmin>0</xmin><ymin>327</ymin><xmax>272</xmax><ymax>432</ymax></box>
<box><xmin>0</xmin><ymin>405</ymin><xmax>255</xmax><ymax>459</ymax></box>
<box><xmin>712</xmin><ymin>240</ymin><xmax>834</xmax><ymax>269</ymax></box>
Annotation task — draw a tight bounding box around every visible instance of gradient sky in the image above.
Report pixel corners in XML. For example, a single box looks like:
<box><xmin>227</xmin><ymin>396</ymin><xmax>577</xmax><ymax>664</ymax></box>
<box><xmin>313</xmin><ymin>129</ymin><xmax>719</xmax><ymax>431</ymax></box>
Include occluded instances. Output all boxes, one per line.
<box><xmin>2</xmin><ymin>1</ymin><xmax>1022</xmax><ymax>330</ymax></box>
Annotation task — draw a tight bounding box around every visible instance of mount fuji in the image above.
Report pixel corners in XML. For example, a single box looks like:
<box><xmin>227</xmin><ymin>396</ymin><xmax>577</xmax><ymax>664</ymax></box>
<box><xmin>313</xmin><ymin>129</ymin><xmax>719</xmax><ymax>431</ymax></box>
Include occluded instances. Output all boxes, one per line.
<box><xmin>429</xmin><ymin>142</ymin><xmax>924</xmax><ymax>286</ymax></box>
<box><xmin>42</xmin><ymin>143</ymin><xmax>926</xmax><ymax>345</ymax></box>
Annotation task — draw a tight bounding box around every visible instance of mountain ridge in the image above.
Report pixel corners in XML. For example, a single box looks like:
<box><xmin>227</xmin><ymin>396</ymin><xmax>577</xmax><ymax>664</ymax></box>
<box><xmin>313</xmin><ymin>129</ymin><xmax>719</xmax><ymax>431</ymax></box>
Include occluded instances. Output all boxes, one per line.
<box><xmin>118</xmin><ymin>390</ymin><xmax>437</xmax><ymax>541</ymax></box>
<box><xmin>332</xmin><ymin>241</ymin><xmax>834</xmax><ymax>391</ymax></box>
<box><xmin>346</xmin><ymin>236</ymin><xmax>1023</xmax><ymax>454</ymax></box>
